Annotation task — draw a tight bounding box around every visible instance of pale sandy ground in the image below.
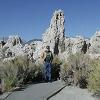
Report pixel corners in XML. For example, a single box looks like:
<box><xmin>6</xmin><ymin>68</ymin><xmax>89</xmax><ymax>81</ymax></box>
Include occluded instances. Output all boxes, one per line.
<box><xmin>50</xmin><ymin>86</ymin><xmax>98</xmax><ymax>100</ymax></box>
<box><xmin>5</xmin><ymin>80</ymin><xmax>64</xmax><ymax>100</ymax></box>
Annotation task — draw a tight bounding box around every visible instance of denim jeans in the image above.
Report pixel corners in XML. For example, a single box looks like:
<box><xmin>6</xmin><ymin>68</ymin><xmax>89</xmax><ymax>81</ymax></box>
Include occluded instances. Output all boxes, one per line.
<box><xmin>44</xmin><ymin>62</ymin><xmax>51</xmax><ymax>81</ymax></box>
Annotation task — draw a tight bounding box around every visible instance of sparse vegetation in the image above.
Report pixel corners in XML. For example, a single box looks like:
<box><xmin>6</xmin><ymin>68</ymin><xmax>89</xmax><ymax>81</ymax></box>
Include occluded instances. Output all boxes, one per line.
<box><xmin>60</xmin><ymin>52</ymin><xmax>100</xmax><ymax>95</ymax></box>
<box><xmin>88</xmin><ymin>59</ymin><xmax>100</xmax><ymax>94</ymax></box>
<box><xmin>60</xmin><ymin>53</ymin><xmax>91</xmax><ymax>88</ymax></box>
<box><xmin>0</xmin><ymin>51</ymin><xmax>100</xmax><ymax>95</ymax></box>
<box><xmin>0</xmin><ymin>56</ymin><xmax>43</xmax><ymax>91</ymax></box>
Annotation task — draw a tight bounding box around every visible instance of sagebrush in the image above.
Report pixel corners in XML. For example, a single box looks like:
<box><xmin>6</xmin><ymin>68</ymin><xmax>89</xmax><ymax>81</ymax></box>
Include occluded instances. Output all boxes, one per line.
<box><xmin>0</xmin><ymin>56</ymin><xmax>43</xmax><ymax>91</ymax></box>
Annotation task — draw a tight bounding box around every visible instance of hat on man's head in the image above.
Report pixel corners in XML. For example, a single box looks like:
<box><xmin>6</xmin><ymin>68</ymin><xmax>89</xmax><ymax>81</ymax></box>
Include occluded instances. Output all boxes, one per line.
<box><xmin>46</xmin><ymin>46</ymin><xmax>50</xmax><ymax>49</ymax></box>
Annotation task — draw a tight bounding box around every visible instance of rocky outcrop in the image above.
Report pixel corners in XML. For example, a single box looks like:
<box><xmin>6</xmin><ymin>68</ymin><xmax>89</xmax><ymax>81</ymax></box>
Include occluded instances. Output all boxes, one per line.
<box><xmin>63</xmin><ymin>30</ymin><xmax>100</xmax><ymax>59</ymax></box>
<box><xmin>89</xmin><ymin>31</ymin><xmax>100</xmax><ymax>54</ymax></box>
<box><xmin>60</xmin><ymin>36</ymin><xmax>89</xmax><ymax>60</ymax></box>
<box><xmin>0</xmin><ymin>35</ymin><xmax>36</xmax><ymax>61</ymax></box>
<box><xmin>31</xmin><ymin>41</ymin><xmax>42</xmax><ymax>60</ymax></box>
<box><xmin>87</xmin><ymin>31</ymin><xmax>100</xmax><ymax>59</ymax></box>
<box><xmin>42</xmin><ymin>9</ymin><xmax>91</xmax><ymax>57</ymax></box>
<box><xmin>64</xmin><ymin>36</ymin><xmax>89</xmax><ymax>54</ymax></box>
<box><xmin>72</xmin><ymin>36</ymin><xmax>88</xmax><ymax>54</ymax></box>
<box><xmin>4</xmin><ymin>35</ymin><xmax>22</xmax><ymax>48</ymax></box>
<box><xmin>42</xmin><ymin>9</ymin><xmax>65</xmax><ymax>55</ymax></box>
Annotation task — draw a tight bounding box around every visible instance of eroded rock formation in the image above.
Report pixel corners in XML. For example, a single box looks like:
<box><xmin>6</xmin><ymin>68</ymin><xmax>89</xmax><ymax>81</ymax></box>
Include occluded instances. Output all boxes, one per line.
<box><xmin>0</xmin><ymin>9</ymin><xmax>100</xmax><ymax>61</ymax></box>
<box><xmin>4</xmin><ymin>35</ymin><xmax>22</xmax><ymax>48</ymax></box>
<box><xmin>42</xmin><ymin>9</ymin><xmax>65</xmax><ymax>55</ymax></box>
<box><xmin>89</xmin><ymin>31</ymin><xmax>100</xmax><ymax>54</ymax></box>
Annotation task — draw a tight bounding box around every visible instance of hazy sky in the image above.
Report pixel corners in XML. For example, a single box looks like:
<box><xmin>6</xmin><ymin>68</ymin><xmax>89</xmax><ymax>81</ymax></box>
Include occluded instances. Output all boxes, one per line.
<box><xmin>0</xmin><ymin>0</ymin><xmax>100</xmax><ymax>41</ymax></box>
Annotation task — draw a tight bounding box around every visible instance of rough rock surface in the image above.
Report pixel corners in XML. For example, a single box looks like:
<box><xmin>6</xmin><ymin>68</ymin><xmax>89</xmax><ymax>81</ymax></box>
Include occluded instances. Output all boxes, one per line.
<box><xmin>0</xmin><ymin>35</ymin><xmax>36</xmax><ymax>61</ymax></box>
<box><xmin>60</xmin><ymin>36</ymin><xmax>90</xmax><ymax>60</ymax></box>
<box><xmin>42</xmin><ymin>9</ymin><xmax>65</xmax><ymax>55</ymax></box>
<box><xmin>88</xmin><ymin>31</ymin><xmax>100</xmax><ymax>59</ymax></box>
<box><xmin>30</xmin><ymin>40</ymin><xmax>43</xmax><ymax>60</ymax></box>
<box><xmin>89</xmin><ymin>31</ymin><xmax>100</xmax><ymax>54</ymax></box>
<box><xmin>42</xmin><ymin>9</ymin><xmax>92</xmax><ymax>59</ymax></box>
<box><xmin>64</xmin><ymin>36</ymin><xmax>85</xmax><ymax>55</ymax></box>
<box><xmin>4</xmin><ymin>35</ymin><xmax>22</xmax><ymax>48</ymax></box>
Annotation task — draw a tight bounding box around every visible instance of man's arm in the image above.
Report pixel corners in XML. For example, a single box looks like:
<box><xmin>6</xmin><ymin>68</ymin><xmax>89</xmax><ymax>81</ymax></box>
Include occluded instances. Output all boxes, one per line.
<box><xmin>41</xmin><ymin>51</ymin><xmax>46</xmax><ymax>62</ymax></box>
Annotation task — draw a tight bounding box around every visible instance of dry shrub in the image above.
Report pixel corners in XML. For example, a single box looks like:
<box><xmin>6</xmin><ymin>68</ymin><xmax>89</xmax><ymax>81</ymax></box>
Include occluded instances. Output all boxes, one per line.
<box><xmin>88</xmin><ymin>59</ymin><xmax>100</xmax><ymax>94</ymax></box>
<box><xmin>0</xmin><ymin>56</ymin><xmax>43</xmax><ymax>91</ymax></box>
<box><xmin>60</xmin><ymin>53</ymin><xmax>91</xmax><ymax>88</ymax></box>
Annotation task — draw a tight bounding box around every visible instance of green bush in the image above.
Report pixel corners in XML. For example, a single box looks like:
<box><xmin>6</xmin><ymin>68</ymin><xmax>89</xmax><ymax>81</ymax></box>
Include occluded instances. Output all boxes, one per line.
<box><xmin>0</xmin><ymin>60</ymin><xmax>18</xmax><ymax>91</ymax></box>
<box><xmin>60</xmin><ymin>53</ymin><xmax>100</xmax><ymax>93</ymax></box>
<box><xmin>0</xmin><ymin>56</ymin><xmax>43</xmax><ymax>91</ymax></box>
<box><xmin>60</xmin><ymin>53</ymin><xmax>91</xmax><ymax>88</ymax></box>
<box><xmin>88</xmin><ymin>59</ymin><xmax>100</xmax><ymax>94</ymax></box>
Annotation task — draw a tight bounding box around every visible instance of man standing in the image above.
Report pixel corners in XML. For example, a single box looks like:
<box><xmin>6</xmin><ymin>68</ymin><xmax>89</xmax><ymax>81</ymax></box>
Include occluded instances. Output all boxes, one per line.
<box><xmin>41</xmin><ymin>46</ymin><xmax>53</xmax><ymax>82</ymax></box>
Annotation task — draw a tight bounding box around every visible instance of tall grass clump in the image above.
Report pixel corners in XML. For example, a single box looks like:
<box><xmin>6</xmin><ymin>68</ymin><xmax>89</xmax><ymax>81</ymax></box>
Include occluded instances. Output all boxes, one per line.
<box><xmin>88</xmin><ymin>59</ymin><xmax>100</xmax><ymax>94</ymax></box>
<box><xmin>60</xmin><ymin>53</ymin><xmax>91</xmax><ymax>88</ymax></box>
<box><xmin>0</xmin><ymin>55</ymin><xmax>43</xmax><ymax>91</ymax></box>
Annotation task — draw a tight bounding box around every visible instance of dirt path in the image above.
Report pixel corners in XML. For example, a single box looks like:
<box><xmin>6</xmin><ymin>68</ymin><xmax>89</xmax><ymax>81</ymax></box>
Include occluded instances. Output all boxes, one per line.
<box><xmin>50</xmin><ymin>86</ymin><xmax>97</xmax><ymax>100</ymax></box>
<box><xmin>5</xmin><ymin>80</ymin><xmax>63</xmax><ymax>100</ymax></box>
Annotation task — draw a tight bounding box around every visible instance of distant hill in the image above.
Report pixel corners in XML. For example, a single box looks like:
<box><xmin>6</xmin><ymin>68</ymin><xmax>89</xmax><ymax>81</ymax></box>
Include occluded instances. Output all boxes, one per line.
<box><xmin>26</xmin><ymin>39</ymin><xmax>42</xmax><ymax>44</ymax></box>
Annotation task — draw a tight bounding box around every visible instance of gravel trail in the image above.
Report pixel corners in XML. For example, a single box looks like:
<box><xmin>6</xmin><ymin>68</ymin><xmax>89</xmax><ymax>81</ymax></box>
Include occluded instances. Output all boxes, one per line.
<box><xmin>50</xmin><ymin>86</ymin><xmax>97</xmax><ymax>100</ymax></box>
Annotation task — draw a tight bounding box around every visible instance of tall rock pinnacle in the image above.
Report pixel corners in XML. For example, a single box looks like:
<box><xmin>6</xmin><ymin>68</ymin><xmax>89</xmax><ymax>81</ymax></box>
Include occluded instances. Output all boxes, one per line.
<box><xmin>42</xmin><ymin>9</ymin><xmax>65</xmax><ymax>54</ymax></box>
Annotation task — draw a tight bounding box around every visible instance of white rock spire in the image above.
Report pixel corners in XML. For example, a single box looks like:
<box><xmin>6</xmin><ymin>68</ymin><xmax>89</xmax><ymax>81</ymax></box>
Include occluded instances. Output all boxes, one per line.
<box><xmin>42</xmin><ymin>9</ymin><xmax>65</xmax><ymax>54</ymax></box>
